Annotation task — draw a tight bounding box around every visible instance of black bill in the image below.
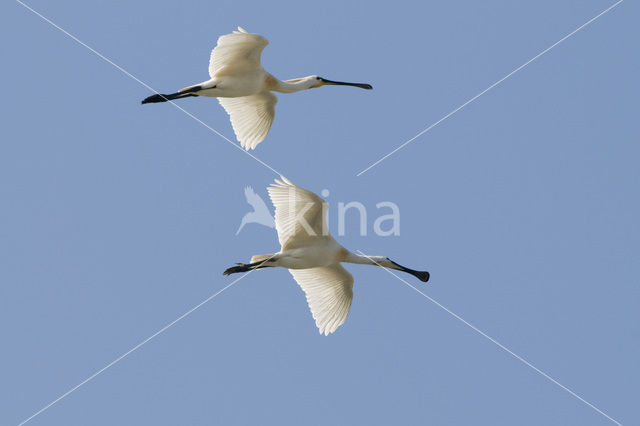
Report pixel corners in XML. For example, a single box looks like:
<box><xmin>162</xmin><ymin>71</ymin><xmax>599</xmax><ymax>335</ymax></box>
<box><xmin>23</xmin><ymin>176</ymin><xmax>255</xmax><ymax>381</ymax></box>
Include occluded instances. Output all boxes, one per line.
<box><xmin>388</xmin><ymin>259</ymin><xmax>430</xmax><ymax>282</ymax></box>
<box><xmin>320</xmin><ymin>77</ymin><xmax>372</xmax><ymax>90</ymax></box>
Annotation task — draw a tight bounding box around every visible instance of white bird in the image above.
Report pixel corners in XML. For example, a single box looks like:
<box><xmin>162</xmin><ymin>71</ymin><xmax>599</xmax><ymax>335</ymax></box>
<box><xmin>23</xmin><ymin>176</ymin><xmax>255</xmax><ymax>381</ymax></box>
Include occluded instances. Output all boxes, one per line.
<box><xmin>142</xmin><ymin>27</ymin><xmax>372</xmax><ymax>150</ymax></box>
<box><xmin>236</xmin><ymin>186</ymin><xmax>275</xmax><ymax>235</ymax></box>
<box><xmin>224</xmin><ymin>177</ymin><xmax>430</xmax><ymax>335</ymax></box>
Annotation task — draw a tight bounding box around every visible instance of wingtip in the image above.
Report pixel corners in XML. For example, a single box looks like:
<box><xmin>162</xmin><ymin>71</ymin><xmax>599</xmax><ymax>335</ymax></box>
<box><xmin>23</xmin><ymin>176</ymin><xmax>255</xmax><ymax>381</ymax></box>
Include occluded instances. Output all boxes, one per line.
<box><xmin>271</xmin><ymin>175</ymin><xmax>290</xmax><ymax>187</ymax></box>
<box><xmin>280</xmin><ymin>175</ymin><xmax>292</xmax><ymax>185</ymax></box>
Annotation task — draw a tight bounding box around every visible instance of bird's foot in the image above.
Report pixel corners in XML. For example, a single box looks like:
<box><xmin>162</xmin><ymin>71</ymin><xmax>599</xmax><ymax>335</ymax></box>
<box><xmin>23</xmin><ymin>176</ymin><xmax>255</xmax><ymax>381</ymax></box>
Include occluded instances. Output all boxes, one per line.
<box><xmin>141</xmin><ymin>94</ymin><xmax>168</xmax><ymax>104</ymax></box>
<box><xmin>223</xmin><ymin>263</ymin><xmax>252</xmax><ymax>275</ymax></box>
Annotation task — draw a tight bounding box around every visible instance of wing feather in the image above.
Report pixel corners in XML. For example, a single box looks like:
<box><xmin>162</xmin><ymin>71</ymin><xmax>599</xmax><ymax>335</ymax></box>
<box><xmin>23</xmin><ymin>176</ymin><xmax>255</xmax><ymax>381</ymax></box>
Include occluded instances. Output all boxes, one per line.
<box><xmin>267</xmin><ymin>177</ymin><xmax>327</xmax><ymax>250</ymax></box>
<box><xmin>209</xmin><ymin>27</ymin><xmax>268</xmax><ymax>78</ymax></box>
<box><xmin>218</xmin><ymin>92</ymin><xmax>277</xmax><ymax>150</ymax></box>
<box><xmin>289</xmin><ymin>264</ymin><xmax>354</xmax><ymax>335</ymax></box>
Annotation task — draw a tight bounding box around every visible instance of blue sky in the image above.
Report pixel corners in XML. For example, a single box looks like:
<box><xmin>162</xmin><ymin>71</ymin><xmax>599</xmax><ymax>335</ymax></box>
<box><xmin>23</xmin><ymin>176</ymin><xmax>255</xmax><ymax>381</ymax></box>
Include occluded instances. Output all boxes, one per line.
<box><xmin>1</xmin><ymin>0</ymin><xmax>638</xmax><ymax>425</ymax></box>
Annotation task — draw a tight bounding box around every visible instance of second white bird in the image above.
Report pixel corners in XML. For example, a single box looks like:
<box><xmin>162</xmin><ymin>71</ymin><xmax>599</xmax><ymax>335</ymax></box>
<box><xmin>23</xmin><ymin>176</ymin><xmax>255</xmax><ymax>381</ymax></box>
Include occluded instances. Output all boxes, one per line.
<box><xmin>224</xmin><ymin>177</ymin><xmax>429</xmax><ymax>335</ymax></box>
<box><xmin>142</xmin><ymin>27</ymin><xmax>372</xmax><ymax>150</ymax></box>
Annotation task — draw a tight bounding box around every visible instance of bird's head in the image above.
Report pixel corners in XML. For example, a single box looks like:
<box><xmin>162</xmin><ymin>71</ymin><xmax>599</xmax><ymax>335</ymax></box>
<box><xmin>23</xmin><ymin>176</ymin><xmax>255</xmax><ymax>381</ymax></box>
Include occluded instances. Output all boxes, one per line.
<box><xmin>306</xmin><ymin>75</ymin><xmax>373</xmax><ymax>90</ymax></box>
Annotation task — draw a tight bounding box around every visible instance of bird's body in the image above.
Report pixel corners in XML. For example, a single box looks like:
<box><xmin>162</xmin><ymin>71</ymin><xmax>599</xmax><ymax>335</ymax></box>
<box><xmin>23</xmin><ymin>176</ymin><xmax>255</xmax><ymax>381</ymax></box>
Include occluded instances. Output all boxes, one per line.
<box><xmin>224</xmin><ymin>177</ymin><xmax>430</xmax><ymax>335</ymax></box>
<box><xmin>266</xmin><ymin>238</ymin><xmax>346</xmax><ymax>270</ymax></box>
<box><xmin>142</xmin><ymin>27</ymin><xmax>372</xmax><ymax>150</ymax></box>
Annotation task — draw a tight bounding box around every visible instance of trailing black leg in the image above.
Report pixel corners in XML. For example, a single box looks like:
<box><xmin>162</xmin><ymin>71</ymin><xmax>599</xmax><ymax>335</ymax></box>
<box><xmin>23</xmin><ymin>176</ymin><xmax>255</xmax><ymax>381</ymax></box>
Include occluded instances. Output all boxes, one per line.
<box><xmin>223</xmin><ymin>260</ymin><xmax>271</xmax><ymax>276</ymax></box>
<box><xmin>141</xmin><ymin>92</ymin><xmax>197</xmax><ymax>104</ymax></box>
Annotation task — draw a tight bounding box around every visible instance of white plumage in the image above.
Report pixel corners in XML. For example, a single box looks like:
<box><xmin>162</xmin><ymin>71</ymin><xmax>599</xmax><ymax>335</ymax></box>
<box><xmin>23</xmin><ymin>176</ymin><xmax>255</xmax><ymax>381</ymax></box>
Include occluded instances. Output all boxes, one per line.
<box><xmin>218</xmin><ymin>92</ymin><xmax>277</xmax><ymax>150</ymax></box>
<box><xmin>208</xmin><ymin>27</ymin><xmax>268</xmax><ymax>78</ymax></box>
<box><xmin>267</xmin><ymin>177</ymin><xmax>327</xmax><ymax>250</ymax></box>
<box><xmin>224</xmin><ymin>177</ymin><xmax>430</xmax><ymax>335</ymax></box>
<box><xmin>289</xmin><ymin>265</ymin><xmax>354</xmax><ymax>336</ymax></box>
<box><xmin>142</xmin><ymin>27</ymin><xmax>372</xmax><ymax>150</ymax></box>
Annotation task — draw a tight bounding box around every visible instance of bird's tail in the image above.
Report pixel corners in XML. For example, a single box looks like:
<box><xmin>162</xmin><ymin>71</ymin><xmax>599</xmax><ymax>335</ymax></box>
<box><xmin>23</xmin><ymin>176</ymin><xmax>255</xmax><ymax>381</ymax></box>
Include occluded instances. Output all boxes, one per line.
<box><xmin>250</xmin><ymin>254</ymin><xmax>275</xmax><ymax>264</ymax></box>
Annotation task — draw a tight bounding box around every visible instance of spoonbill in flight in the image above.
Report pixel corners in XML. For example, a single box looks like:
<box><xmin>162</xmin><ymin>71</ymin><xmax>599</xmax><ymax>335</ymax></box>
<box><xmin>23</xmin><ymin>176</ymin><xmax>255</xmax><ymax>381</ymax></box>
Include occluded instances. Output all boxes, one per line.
<box><xmin>223</xmin><ymin>177</ymin><xmax>429</xmax><ymax>335</ymax></box>
<box><xmin>142</xmin><ymin>27</ymin><xmax>372</xmax><ymax>150</ymax></box>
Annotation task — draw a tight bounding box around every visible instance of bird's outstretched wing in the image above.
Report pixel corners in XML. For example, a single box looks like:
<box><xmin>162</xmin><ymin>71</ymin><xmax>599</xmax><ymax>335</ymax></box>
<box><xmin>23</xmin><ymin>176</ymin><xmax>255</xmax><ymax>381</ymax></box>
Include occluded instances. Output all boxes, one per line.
<box><xmin>218</xmin><ymin>92</ymin><xmax>277</xmax><ymax>150</ymax></box>
<box><xmin>289</xmin><ymin>264</ymin><xmax>354</xmax><ymax>335</ymax></box>
<box><xmin>267</xmin><ymin>176</ymin><xmax>328</xmax><ymax>250</ymax></box>
<box><xmin>209</xmin><ymin>27</ymin><xmax>268</xmax><ymax>78</ymax></box>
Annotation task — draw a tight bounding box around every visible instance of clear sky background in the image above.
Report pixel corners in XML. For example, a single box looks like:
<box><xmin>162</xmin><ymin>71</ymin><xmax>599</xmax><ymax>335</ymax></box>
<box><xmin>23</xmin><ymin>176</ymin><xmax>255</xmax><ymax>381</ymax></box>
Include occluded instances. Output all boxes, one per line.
<box><xmin>1</xmin><ymin>0</ymin><xmax>638</xmax><ymax>425</ymax></box>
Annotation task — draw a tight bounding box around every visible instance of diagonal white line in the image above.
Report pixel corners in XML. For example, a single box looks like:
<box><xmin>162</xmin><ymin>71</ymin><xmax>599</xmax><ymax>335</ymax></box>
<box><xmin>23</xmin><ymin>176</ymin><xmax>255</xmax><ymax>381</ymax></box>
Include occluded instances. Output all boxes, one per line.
<box><xmin>16</xmin><ymin>273</ymin><xmax>248</xmax><ymax>426</ymax></box>
<box><xmin>356</xmin><ymin>0</ymin><xmax>623</xmax><ymax>176</ymax></box>
<box><xmin>14</xmin><ymin>0</ymin><xmax>282</xmax><ymax>176</ymax></box>
<box><xmin>355</xmin><ymin>251</ymin><xmax>623</xmax><ymax>426</ymax></box>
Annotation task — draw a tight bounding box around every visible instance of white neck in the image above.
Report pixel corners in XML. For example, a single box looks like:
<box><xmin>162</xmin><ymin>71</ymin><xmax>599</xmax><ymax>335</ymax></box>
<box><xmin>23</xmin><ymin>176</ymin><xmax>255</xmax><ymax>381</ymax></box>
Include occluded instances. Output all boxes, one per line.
<box><xmin>342</xmin><ymin>252</ymin><xmax>430</xmax><ymax>283</ymax></box>
<box><xmin>273</xmin><ymin>77</ymin><xmax>313</xmax><ymax>93</ymax></box>
<box><xmin>344</xmin><ymin>252</ymin><xmax>390</xmax><ymax>267</ymax></box>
